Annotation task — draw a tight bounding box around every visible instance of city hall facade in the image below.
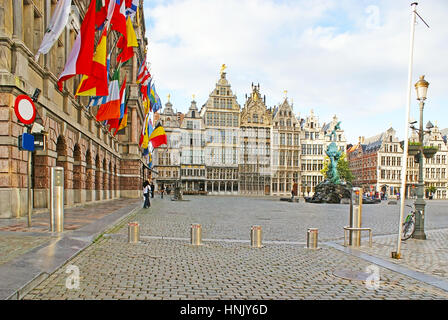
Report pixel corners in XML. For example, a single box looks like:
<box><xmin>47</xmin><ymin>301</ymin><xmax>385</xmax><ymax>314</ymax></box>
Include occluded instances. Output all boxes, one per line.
<box><xmin>0</xmin><ymin>1</ymin><xmax>151</xmax><ymax>218</ymax></box>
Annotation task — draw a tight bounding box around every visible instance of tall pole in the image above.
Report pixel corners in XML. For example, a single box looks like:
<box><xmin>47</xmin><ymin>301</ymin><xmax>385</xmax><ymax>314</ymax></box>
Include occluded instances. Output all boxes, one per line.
<box><xmin>27</xmin><ymin>126</ymin><xmax>32</xmax><ymax>228</ymax></box>
<box><xmin>394</xmin><ymin>2</ymin><xmax>418</xmax><ymax>259</ymax></box>
<box><xmin>413</xmin><ymin>100</ymin><xmax>427</xmax><ymax>239</ymax></box>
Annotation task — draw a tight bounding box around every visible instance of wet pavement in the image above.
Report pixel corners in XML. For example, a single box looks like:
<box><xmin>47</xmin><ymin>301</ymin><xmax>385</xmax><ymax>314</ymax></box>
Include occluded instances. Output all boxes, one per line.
<box><xmin>19</xmin><ymin>196</ymin><xmax>448</xmax><ymax>300</ymax></box>
<box><xmin>0</xmin><ymin>198</ymin><xmax>140</xmax><ymax>300</ymax></box>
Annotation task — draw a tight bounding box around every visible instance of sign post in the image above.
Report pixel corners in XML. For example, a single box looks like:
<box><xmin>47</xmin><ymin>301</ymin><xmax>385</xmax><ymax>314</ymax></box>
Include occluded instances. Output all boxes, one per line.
<box><xmin>14</xmin><ymin>95</ymin><xmax>37</xmax><ymax>227</ymax></box>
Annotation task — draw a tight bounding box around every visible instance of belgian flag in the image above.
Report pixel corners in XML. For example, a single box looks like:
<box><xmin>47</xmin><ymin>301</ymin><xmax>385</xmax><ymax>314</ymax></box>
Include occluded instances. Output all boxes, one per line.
<box><xmin>149</xmin><ymin>123</ymin><xmax>167</xmax><ymax>149</ymax></box>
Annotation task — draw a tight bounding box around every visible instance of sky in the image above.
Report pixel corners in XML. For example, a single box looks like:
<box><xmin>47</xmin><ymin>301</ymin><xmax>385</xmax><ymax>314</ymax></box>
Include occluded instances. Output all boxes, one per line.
<box><xmin>143</xmin><ymin>0</ymin><xmax>448</xmax><ymax>144</ymax></box>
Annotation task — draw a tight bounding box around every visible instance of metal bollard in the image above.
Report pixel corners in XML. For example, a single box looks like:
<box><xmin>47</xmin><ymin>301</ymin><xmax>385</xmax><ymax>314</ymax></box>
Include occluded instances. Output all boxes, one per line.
<box><xmin>350</xmin><ymin>187</ymin><xmax>363</xmax><ymax>246</ymax></box>
<box><xmin>251</xmin><ymin>226</ymin><xmax>262</xmax><ymax>248</ymax></box>
<box><xmin>128</xmin><ymin>222</ymin><xmax>140</xmax><ymax>243</ymax></box>
<box><xmin>307</xmin><ymin>228</ymin><xmax>319</xmax><ymax>249</ymax></box>
<box><xmin>191</xmin><ymin>224</ymin><xmax>202</xmax><ymax>245</ymax></box>
<box><xmin>50</xmin><ymin>167</ymin><xmax>64</xmax><ymax>232</ymax></box>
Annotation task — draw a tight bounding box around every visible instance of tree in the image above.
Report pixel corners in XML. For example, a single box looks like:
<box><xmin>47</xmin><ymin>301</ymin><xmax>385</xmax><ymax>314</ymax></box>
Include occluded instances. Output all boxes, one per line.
<box><xmin>321</xmin><ymin>152</ymin><xmax>354</xmax><ymax>184</ymax></box>
<box><xmin>426</xmin><ymin>185</ymin><xmax>437</xmax><ymax>195</ymax></box>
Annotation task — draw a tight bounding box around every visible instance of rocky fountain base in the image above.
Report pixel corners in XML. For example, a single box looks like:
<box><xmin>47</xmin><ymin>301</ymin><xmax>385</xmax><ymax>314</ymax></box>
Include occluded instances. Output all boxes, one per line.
<box><xmin>307</xmin><ymin>180</ymin><xmax>352</xmax><ymax>204</ymax></box>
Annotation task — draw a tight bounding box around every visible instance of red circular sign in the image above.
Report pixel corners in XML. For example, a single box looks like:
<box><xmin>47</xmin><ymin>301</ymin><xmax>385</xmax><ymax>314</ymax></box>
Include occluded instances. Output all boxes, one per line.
<box><xmin>14</xmin><ymin>95</ymin><xmax>36</xmax><ymax>125</ymax></box>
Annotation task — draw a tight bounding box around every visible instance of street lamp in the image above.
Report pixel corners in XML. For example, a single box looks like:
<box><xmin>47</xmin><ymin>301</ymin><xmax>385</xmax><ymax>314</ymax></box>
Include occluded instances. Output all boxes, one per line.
<box><xmin>412</xmin><ymin>75</ymin><xmax>429</xmax><ymax>240</ymax></box>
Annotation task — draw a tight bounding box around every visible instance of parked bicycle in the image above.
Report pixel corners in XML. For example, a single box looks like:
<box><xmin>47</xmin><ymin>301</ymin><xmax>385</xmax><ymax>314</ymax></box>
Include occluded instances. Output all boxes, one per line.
<box><xmin>402</xmin><ymin>204</ymin><xmax>418</xmax><ymax>240</ymax></box>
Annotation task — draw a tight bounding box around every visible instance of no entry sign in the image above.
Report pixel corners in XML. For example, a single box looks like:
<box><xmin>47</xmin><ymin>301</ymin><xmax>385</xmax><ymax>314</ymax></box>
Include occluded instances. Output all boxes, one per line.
<box><xmin>14</xmin><ymin>95</ymin><xmax>36</xmax><ymax>125</ymax></box>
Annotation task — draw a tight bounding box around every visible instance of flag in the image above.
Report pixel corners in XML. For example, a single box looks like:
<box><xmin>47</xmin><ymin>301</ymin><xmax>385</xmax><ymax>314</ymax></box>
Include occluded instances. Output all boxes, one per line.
<box><xmin>108</xmin><ymin>76</ymin><xmax>127</xmax><ymax>134</ymax></box>
<box><xmin>111</xmin><ymin>0</ymin><xmax>127</xmax><ymax>36</ymax></box>
<box><xmin>95</xmin><ymin>69</ymin><xmax>121</xmax><ymax>121</ymax></box>
<box><xmin>153</xmin><ymin>91</ymin><xmax>162</xmax><ymax>113</ymax></box>
<box><xmin>75</xmin><ymin>28</ymin><xmax>108</xmax><ymax>97</ymax></box>
<box><xmin>126</xmin><ymin>0</ymin><xmax>139</xmax><ymax>18</ymax></box>
<box><xmin>35</xmin><ymin>0</ymin><xmax>72</xmax><ymax>60</ymax></box>
<box><xmin>115</xmin><ymin>105</ymin><xmax>128</xmax><ymax>136</ymax></box>
<box><xmin>149</xmin><ymin>123</ymin><xmax>168</xmax><ymax>149</ymax></box>
<box><xmin>137</xmin><ymin>56</ymin><xmax>150</xmax><ymax>84</ymax></box>
<box><xmin>96</xmin><ymin>0</ymin><xmax>116</xmax><ymax>30</ymax></box>
<box><xmin>139</xmin><ymin>113</ymin><xmax>153</xmax><ymax>149</ymax></box>
<box><xmin>57</xmin><ymin>0</ymin><xmax>96</xmax><ymax>91</ymax></box>
<box><xmin>116</xmin><ymin>16</ymin><xmax>138</xmax><ymax>63</ymax></box>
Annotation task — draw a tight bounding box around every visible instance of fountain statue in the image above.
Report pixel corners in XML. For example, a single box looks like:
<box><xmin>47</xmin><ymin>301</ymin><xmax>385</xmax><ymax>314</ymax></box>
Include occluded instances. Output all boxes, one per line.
<box><xmin>308</xmin><ymin>121</ymin><xmax>352</xmax><ymax>203</ymax></box>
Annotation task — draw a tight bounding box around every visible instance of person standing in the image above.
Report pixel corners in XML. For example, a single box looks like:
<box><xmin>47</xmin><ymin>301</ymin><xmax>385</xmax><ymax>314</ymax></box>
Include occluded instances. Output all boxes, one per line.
<box><xmin>143</xmin><ymin>181</ymin><xmax>150</xmax><ymax>208</ymax></box>
<box><xmin>150</xmin><ymin>182</ymin><xmax>155</xmax><ymax>198</ymax></box>
<box><xmin>160</xmin><ymin>184</ymin><xmax>165</xmax><ymax>199</ymax></box>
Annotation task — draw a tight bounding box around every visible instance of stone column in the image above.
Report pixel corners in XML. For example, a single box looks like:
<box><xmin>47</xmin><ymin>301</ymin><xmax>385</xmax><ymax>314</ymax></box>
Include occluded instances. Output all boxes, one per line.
<box><xmin>12</xmin><ymin>0</ymin><xmax>22</xmax><ymax>40</ymax></box>
<box><xmin>85</xmin><ymin>163</ymin><xmax>95</xmax><ymax>202</ymax></box>
<box><xmin>131</xmin><ymin>107</ymin><xmax>138</xmax><ymax>143</ymax></box>
<box><xmin>73</xmin><ymin>160</ymin><xmax>86</xmax><ymax>204</ymax></box>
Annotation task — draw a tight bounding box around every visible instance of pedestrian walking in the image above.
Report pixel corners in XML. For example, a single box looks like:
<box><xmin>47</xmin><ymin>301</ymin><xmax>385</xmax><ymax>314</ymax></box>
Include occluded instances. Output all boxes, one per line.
<box><xmin>160</xmin><ymin>184</ymin><xmax>165</xmax><ymax>199</ymax></box>
<box><xmin>150</xmin><ymin>182</ymin><xmax>155</xmax><ymax>198</ymax></box>
<box><xmin>143</xmin><ymin>181</ymin><xmax>150</xmax><ymax>208</ymax></box>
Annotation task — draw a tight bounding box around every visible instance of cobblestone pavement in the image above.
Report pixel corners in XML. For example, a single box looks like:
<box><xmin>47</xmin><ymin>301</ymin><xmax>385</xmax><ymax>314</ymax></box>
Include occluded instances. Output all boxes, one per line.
<box><xmin>23</xmin><ymin>196</ymin><xmax>448</xmax><ymax>300</ymax></box>
<box><xmin>0</xmin><ymin>235</ymin><xmax>52</xmax><ymax>266</ymax></box>
<box><xmin>0</xmin><ymin>199</ymin><xmax>140</xmax><ymax>233</ymax></box>
<box><xmin>352</xmin><ymin>228</ymin><xmax>448</xmax><ymax>281</ymax></box>
<box><xmin>113</xmin><ymin>196</ymin><xmax>448</xmax><ymax>242</ymax></box>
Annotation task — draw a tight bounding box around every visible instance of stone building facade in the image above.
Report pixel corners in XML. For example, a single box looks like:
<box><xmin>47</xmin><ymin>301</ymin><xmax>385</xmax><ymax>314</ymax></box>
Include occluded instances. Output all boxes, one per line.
<box><xmin>239</xmin><ymin>84</ymin><xmax>271</xmax><ymax>195</ymax></box>
<box><xmin>271</xmin><ymin>98</ymin><xmax>301</xmax><ymax>197</ymax></box>
<box><xmin>348</xmin><ymin>125</ymin><xmax>448</xmax><ymax>199</ymax></box>
<box><xmin>201</xmin><ymin>70</ymin><xmax>240</xmax><ymax>195</ymax></box>
<box><xmin>152</xmin><ymin>67</ymin><xmax>347</xmax><ymax>197</ymax></box>
<box><xmin>0</xmin><ymin>0</ymin><xmax>150</xmax><ymax>218</ymax></box>
<box><xmin>348</xmin><ymin>128</ymin><xmax>403</xmax><ymax>198</ymax></box>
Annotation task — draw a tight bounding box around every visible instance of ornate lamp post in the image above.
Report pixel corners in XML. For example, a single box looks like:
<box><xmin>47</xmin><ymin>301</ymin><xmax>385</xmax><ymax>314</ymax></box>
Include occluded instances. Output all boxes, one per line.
<box><xmin>412</xmin><ymin>75</ymin><xmax>429</xmax><ymax>240</ymax></box>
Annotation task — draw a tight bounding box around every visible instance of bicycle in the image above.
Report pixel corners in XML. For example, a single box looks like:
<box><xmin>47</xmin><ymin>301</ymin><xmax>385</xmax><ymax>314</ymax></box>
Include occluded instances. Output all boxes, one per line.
<box><xmin>401</xmin><ymin>205</ymin><xmax>417</xmax><ymax>240</ymax></box>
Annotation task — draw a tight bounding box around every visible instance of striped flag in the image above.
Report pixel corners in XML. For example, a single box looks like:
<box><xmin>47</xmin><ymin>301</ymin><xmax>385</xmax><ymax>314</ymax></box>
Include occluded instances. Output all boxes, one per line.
<box><xmin>149</xmin><ymin>123</ymin><xmax>168</xmax><ymax>149</ymax></box>
<box><xmin>95</xmin><ymin>69</ymin><xmax>121</xmax><ymax>121</ymax></box>
<box><xmin>57</xmin><ymin>0</ymin><xmax>96</xmax><ymax>91</ymax></box>
<box><xmin>75</xmin><ymin>28</ymin><xmax>109</xmax><ymax>97</ymax></box>
<box><xmin>126</xmin><ymin>0</ymin><xmax>139</xmax><ymax>18</ymax></box>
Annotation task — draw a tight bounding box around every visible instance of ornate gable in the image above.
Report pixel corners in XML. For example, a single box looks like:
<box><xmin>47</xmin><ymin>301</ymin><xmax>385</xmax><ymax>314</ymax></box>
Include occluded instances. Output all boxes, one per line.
<box><xmin>272</xmin><ymin>97</ymin><xmax>299</xmax><ymax>129</ymax></box>
<box><xmin>240</xmin><ymin>84</ymin><xmax>272</xmax><ymax>127</ymax></box>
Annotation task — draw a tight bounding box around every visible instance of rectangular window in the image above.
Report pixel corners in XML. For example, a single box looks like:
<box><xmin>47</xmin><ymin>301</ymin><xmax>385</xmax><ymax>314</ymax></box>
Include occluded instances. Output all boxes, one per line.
<box><xmin>294</xmin><ymin>134</ymin><xmax>299</xmax><ymax>146</ymax></box>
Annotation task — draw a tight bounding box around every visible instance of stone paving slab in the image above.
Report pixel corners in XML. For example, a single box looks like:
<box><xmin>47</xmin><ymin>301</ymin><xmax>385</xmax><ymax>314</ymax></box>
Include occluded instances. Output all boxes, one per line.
<box><xmin>0</xmin><ymin>234</ymin><xmax>52</xmax><ymax>266</ymax></box>
<box><xmin>0</xmin><ymin>198</ymin><xmax>141</xmax><ymax>300</ymax></box>
<box><xmin>0</xmin><ymin>199</ymin><xmax>141</xmax><ymax>233</ymax></box>
<box><xmin>347</xmin><ymin>228</ymin><xmax>448</xmax><ymax>281</ymax></box>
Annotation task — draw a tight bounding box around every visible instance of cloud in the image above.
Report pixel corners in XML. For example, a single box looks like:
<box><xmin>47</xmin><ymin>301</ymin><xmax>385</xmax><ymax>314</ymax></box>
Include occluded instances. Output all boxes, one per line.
<box><xmin>144</xmin><ymin>0</ymin><xmax>448</xmax><ymax>143</ymax></box>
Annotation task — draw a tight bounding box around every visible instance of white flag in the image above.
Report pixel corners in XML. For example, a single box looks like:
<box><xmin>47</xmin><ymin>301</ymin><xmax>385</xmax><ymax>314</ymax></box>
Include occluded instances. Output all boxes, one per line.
<box><xmin>35</xmin><ymin>0</ymin><xmax>72</xmax><ymax>61</ymax></box>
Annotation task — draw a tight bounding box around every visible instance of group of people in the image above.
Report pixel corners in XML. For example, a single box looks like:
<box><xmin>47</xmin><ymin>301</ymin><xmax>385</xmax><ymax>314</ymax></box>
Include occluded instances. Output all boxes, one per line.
<box><xmin>142</xmin><ymin>180</ymin><xmax>155</xmax><ymax>209</ymax></box>
<box><xmin>142</xmin><ymin>181</ymin><xmax>166</xmax><ymax>208</ymax></box>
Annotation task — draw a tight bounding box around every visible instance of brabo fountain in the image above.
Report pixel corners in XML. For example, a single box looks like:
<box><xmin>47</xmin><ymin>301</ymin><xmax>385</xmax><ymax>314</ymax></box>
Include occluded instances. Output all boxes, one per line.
<box><xmin>308</xmin><ymin>122</ymin><xmax>352</xmax><ymax>203</ymax></box>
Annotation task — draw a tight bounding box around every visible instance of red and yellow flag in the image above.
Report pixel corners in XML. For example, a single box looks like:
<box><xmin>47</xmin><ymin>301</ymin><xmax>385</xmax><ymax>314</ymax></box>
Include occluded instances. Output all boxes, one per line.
<box><xmin>149</xmin><ymin>124</ymin><xmax>168</xmax><ymax>149</ymax></box>
<box><xmin>75</xmin><ymin>28</ymin><xmax>108</xmax><ymax>97</ymax></box>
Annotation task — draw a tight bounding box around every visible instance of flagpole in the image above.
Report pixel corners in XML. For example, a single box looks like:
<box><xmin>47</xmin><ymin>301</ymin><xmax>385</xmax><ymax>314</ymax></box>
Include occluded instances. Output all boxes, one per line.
<box><xmin>393</xmin><ymin>2</ymin><xmax>418</xmax><ymax>260</ymax></box>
